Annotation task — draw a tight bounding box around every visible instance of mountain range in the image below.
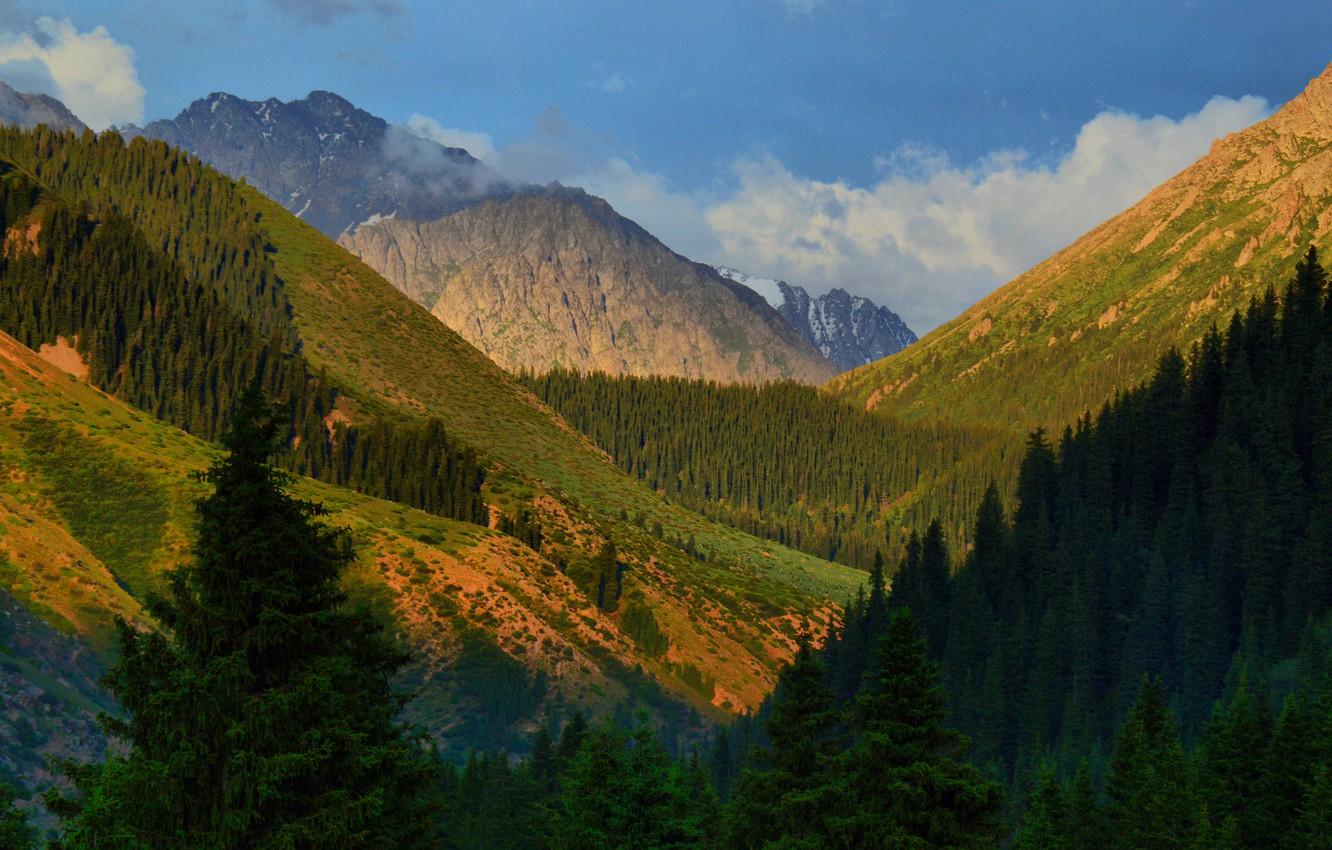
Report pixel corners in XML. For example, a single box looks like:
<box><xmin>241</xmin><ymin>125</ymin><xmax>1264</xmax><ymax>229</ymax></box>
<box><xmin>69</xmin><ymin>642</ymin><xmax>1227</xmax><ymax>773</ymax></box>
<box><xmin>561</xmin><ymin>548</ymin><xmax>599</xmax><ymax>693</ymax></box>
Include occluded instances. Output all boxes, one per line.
<box><xmin>0</xmin><ymin>82</ymin><xmax>86</xmax><ymax>134</ymax></box>
<box><xmin>0</xmin><ymin>126</ymin><xmax>862</xmax><ymax>796</ymax></box>
<box><xmin>716</xmin><ymin>267</ymin><xmax>917</xmax><ymax>371</ymax></box>
<box><xmin>109</xmin><ymin>88</ymin><xmax>894</xmax><ymax>383</ymax></box>
<box><xmin>339</xmin><ymin>188</ymin><xmax>837</xmax><ymax>383</ymax></box>
<box><xmin>121</xmin><ymin>90</ymin><xmax>510</xmax><ymax>237</ymax></box>
<box><xmin>3</xmin><ymin>61</ymin><xmax>1332</xmax><ymax>845</ymax></box>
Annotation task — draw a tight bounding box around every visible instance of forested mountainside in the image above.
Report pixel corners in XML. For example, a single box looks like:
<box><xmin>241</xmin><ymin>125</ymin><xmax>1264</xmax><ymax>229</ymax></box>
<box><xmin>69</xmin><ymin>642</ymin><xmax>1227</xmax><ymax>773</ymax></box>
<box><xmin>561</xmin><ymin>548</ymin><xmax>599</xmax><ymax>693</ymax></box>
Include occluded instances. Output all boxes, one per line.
<box><xmin>516</xmin><ymin>69</ymin><xmax>1332</xmax><ymax>568</ymax></box>
<box><xmin>901</xmin><ymin>248</ymin><xmax>1332</xmax><ymax>767</ymax></box>
<box><xmin>455</xmin><ymin>245</ymin><xmax>1332</xmax><ymax>850</ymax></box>
<box><xmin>0</xmin><ymin>127</ymin><xmax>865</xmax><ymax>799</ymax></box>
<box><xmin>524</xmin><ymin>371</ymin><xmax>1009</xmax><ymax>568</ymax></box>
<box><xmin>338</xmin><ymin>188</ymin><xmax>837</xmax><ymax>384</ymax></box>
<box><xmin>532</xmin><ymin>246</ymin><xmax>1332</xmax><ymax>790</ymax></box>
<box><xmin>123</xmin><ymin>90</ymin><xmax>510</xmax><ymax>236</ymax></box>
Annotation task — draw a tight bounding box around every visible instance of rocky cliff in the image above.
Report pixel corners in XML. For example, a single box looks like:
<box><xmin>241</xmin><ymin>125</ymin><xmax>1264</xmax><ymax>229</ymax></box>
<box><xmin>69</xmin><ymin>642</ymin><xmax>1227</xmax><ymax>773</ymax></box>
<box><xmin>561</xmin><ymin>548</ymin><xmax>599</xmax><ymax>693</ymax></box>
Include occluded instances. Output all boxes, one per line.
<box><xmin>0</xmin><ymin>82</ymin><xmax>86</xmax><ymax>133</ymax></box>
<box><xmin>340</xmin><ymin>187</ymin><xmax>837</xmax><ymax>383</ymax></box>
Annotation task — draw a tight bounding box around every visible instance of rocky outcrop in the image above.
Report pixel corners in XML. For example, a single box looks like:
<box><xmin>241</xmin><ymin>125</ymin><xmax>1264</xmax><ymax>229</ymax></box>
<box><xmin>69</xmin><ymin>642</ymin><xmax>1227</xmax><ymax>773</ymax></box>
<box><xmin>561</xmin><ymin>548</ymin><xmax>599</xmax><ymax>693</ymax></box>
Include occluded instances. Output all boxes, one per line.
<box><xmin>0</xmin><ymin>82</ymin><xmax>87</xmax><ymax>133</ymax></box>
<box><xmin>122</xmin><ymin>91</ymin><xmax>511</xmax><ymax>237</ymax></box>
<box><xmin>713</xmin><ymin>268</ymin><xmax>917</xmax><ymax>372</ymax></box>
<box><xmin>340</xmin><ymin>187</ymin><xmax>837</xmax><ymax>384</ymax></box>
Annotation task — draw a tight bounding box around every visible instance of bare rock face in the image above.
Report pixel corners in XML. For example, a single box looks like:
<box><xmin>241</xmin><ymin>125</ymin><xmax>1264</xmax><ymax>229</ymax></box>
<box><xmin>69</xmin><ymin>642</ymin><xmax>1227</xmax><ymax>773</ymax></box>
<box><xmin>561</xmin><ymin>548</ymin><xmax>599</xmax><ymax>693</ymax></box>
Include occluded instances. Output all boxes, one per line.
<box><xmin>0</xmin><ymin>82</ymin><xmax>87</xmax><ymax>133</ymax></box>
<box><xmin>341</xmin><ymin>187</ymin><xmax>837</xmax><ymax>384</ymax></box>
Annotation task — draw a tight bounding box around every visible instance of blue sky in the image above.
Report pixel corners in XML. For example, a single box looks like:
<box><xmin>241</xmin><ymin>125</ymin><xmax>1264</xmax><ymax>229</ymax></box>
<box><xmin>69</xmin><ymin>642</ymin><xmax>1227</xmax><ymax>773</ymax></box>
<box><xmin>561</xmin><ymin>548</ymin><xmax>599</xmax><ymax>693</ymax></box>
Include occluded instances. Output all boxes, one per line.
<box><xmin>3</xmin><ymin>0</ymin><xmax>1331</xmax><ymax>329</ymax></box>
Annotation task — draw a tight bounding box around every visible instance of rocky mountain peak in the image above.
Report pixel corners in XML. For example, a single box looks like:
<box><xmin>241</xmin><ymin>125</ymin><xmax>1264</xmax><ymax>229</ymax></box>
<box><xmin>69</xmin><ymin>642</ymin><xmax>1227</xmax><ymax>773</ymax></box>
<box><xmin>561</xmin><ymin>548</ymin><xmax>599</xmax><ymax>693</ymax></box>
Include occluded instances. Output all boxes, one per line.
<box><xmin>0</xmin><ymin>81</ymin><xmax>87</xmax><ymax>134</ymax></box>
<box><xmin>339</xmin><ymin>193</ymin><xmax>837</xmax><ymax>384</ymax></box>
<box><xmin>718</xmin><ymin>269</ymin><xmax>916</xmax><ymax>372</ymax></box>
<box><xmin>1267</xmin><ymin>62</ymin><xmax>1332</xmax><ymax>140</ymax></box>
<box><xmin>128</xmin><ymin>90</ymin><xmax>509</xmax><ymax>236</ymax></box>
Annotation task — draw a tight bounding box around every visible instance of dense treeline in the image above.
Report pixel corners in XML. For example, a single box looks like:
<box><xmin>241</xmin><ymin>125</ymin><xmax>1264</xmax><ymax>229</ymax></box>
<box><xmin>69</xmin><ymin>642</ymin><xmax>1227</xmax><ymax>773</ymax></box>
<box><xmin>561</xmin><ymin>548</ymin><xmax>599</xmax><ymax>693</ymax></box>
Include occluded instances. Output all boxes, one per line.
<box><xmin>876</xmin><ymin>246</ymin><xmax>1332</xmax><ymax>777</ymax></box>
<box><xmin>0</xmin><ymin>126</ymin><xmax>291</xmax><ymax>341</ymax></box>
<box><xmin>407</xmin><ymin>609</ymin><xmax>1004</xmax><ymax>850</ymax></box>
<box><xmin>0</xmin><ymin>135</ymin><xmax>485</xmax><ymax>526</ymax></box>
<box><xmin>814</xmin><ymin>535</ymin><xmax>1332</xmax><ymax>848</ymax></box>
<box><xmin>524</xmin><ymin>370</ymin><xmax>1010</xmax><ymax>567</ymax></box>
<box><xmin>42</xmin><ymin>390</ymin><xmax>444</xmax><ymax>849</ymax></box>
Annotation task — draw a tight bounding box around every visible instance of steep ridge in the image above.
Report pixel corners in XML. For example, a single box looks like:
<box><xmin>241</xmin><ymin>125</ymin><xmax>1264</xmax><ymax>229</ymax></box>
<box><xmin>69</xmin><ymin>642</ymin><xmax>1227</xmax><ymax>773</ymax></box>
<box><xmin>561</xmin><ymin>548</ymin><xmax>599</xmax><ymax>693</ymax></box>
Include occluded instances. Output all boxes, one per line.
<box><xmin>715</xmin><ymin>267</ymin><xmax>917</xmax><ymax>372</ymax></box>
<box><xmin>339</xmin><ymin>187</ymin><xmax>837</xmax><ymax>383</ymax></box>
<box><xmin>123</xmin><ymin>91</ymin><xmax>509</xmax><ymax>236</ymax></box>
<box><xmin>833</xmin><ymin>63</ymin><xmax>1332</xmax><ymax>431</ymax></box>
<box><xmin>0</xmin><ymin>128</ymin><xmax>863</xmax><ymax>783</ymax></box>
<box><xmin>0</xmin><ymin>326</ymin><xmax>665</xmax><ymax>787</ymax></box>
<box><xmin>0</xmin><ymin>81</ymin><xmax>87</xmax><ymax>133</ymax></box>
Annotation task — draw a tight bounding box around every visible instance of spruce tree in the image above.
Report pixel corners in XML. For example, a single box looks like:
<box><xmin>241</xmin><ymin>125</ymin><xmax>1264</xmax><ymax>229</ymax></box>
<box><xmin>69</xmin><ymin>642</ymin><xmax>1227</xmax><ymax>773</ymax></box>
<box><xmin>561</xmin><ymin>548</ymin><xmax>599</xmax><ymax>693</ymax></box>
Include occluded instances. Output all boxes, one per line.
<box><xmin>1105</xmin><ymin>677</ymin><xmax>1195</xmax><ymax>850</ymax></box>
<box><xmin>47</xmin><ymin>387</ymin><xmax>441</xmax><ymax>849</ymax></box>
<box><xmin>725</xmin><ymin>638</ymin><xmax>843</xmax><ymax>849</ymax></box>
<box><xmin>1012</xmin><ymin>764</ymin><xmax>1068</xmax><ymax>850</ymax></box>
<box><xmin>841</xmin><ymin>610</ymin><xmax>1004</xmax><ymax>849</ymax></box>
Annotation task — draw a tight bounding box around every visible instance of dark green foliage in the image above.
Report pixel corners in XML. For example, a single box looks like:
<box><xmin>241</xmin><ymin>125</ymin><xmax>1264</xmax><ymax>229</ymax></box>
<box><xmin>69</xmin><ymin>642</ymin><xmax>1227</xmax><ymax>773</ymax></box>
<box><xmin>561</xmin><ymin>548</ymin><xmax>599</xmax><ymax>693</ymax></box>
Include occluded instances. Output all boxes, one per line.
<box><xmin>839</xmin><ymin>611</ymin><xmax>1005</xmax><ymax>849</ymax></box>
<box><xmin>444</xmin><ymin>716</ymin><xmax>719</xmax><ymax>850</ymax></box>
<box><xmin>497</xmin><ymin>507</ymin><xmax>544</xmax><ymax>552</ymax></box>
<box><xmin>925</xmin><ymin>247</ymin><xmax>1332</xmax><ymax>777</ymax></box>
<box><xmin>1105</xmin><ymin>678</ymin><xmax>1195</xmax><ymax>850</ymax></box>
<box><xmin>724</xmin><ymin>639</ymin><xmax>842</xmax><ymax>849</ymax></box>
<box><xmin>0</xmin><ymin>784</ymin><xmax>32</xmax><ymax>850</ymax></box>
<box><xmin>621</xmin><ymin>599</ymin><xmax>671</xmax><ymax>658</ymax></box>
<box><xmin>0</xmin><ymin>133</ymin><xmax>486</xmax><ymax>527</ymax></box>
<box><xmin>523</xmin><ymin>369</ymin><xmax>1009</xmax><ymax>568</ymax></box>
<box><xmin>45</xmin><ymin>388</ymin><xmax>443</xmax><ymax>849</ymax></box>
<box><xmin>1011</xmin><ymin>764</ymin><xmax>1071</xmax><ymax>850</ymax></box>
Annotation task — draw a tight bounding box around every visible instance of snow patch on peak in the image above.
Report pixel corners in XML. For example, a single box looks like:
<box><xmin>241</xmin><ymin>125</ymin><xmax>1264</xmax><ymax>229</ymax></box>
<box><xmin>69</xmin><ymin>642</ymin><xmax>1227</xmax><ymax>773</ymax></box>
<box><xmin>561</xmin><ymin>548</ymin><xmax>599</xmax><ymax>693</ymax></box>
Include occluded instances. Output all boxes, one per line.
<box><xmin>716</xmin><ymin>266</ymin><xmax>917</xmax><ymax>372</ymax></box>
<box><xmin>349</xmin><ymin>209</ymin><xmax>398</xmax><ymax>232</ymax></box>
<box><xmin>713</xmin><ymin>265</ymin><xmax>784</xmax><ymax>307</ymax></box>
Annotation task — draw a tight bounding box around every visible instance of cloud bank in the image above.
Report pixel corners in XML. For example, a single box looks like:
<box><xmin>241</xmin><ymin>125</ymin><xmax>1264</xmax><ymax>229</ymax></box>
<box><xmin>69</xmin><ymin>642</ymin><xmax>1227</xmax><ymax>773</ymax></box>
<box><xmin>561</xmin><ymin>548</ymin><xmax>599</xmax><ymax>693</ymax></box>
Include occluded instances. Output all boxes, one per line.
<box><xmin>0</xmin><ymin>17</ymin><xmax>144</xmax><ymax>130</ymax></box>
<box><xmin>410</xmin><ymin>94</ymin><xmax>1269</xmax><ymax>332</ymax></box>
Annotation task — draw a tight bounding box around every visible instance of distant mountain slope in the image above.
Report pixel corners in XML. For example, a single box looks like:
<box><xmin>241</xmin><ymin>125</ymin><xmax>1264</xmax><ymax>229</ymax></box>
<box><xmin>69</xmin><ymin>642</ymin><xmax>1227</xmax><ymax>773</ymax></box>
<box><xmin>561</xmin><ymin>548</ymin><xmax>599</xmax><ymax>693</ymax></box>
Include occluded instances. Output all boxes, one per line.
<box><xmin>339</xmin><ymin>187</ymin><xmax>838</xmax><ymax>383</ymax></box>
<box><xmin>0</xmin><ymin>128</ymin><xmax>862</xmax><ymax>789</ymax></box>
<box><xmin>0</xmin><ymin>325</ymin><xmax>654</xmax><ymax>789</ymax></box>
<box><xmin>123</xmin><ymin>90</ymin><xmax>509</xmax><ymax>236</ymax></box>
<box><xmin>715</xmin><ymin>268</ymin><xmax>917</xmax><ymax>371</ymax></box>
<box><xmin>0</xmin><ymin>81</ymin><xmax>86</xmax><ymax>133</ymax></box>
<box><xmin>833</xmin><ymin>63</ymin><xmax>1332</xmax><ymax>430</ymax></box>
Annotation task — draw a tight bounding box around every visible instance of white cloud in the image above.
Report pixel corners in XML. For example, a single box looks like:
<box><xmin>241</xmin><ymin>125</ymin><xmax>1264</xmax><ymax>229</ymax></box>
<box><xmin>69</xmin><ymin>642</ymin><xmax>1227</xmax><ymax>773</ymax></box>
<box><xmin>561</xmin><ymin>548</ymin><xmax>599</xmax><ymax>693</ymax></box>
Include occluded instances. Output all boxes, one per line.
<box><xmin>599</xmin><ymin>73</ymin><xmax>631</xmax><ymax>94</ymax></box>
<box><xmin>0</xmin><ymin>17</ymin><xmax>143</xmax><ymax>130</ymax></box>
<box><xmin>399</xmin><ymin>95</ymin><xmax>1270</xmax><ymax>333</ymax></box>
<box><xmin>404</xmin><ymin>113</ymin><xmax>498</xmax><ymax>163</ymax></box>
<box><xmin>701</xmin><ymin>94</ymin><xmax>1270</xmax><ymax>330</ymax></box>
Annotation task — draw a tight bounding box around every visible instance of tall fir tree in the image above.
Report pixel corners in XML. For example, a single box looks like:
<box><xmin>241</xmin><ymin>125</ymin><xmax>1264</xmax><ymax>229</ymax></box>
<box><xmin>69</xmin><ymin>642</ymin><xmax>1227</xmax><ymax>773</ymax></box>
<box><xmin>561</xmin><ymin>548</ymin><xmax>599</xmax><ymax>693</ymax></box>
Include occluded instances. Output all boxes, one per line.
<box><xmin>839</xmin><ymin>610</ymin><xmax>1004</xmax><ymax>849</ymax></box>
<box><xmin>46</xmin><ymin>387</ymin><xmax>441</xmax><ymax>849</ymax></box>
<box><xmin>725</xmin><ymin>638</ymin><xmax>843</xmax><ymax>850</ymax></box>
<box><xmin>1105</xmin><ymin>677</ymin><xmax>1195</xmax><ymax>850</ymax></box>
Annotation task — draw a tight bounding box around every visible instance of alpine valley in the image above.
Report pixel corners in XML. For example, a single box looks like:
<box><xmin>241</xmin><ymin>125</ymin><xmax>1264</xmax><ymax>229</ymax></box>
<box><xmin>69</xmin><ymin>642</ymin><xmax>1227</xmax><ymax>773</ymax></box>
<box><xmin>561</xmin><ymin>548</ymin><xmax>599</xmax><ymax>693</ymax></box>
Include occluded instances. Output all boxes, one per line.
<box><xmin>0</xmin><ymin>29</ymin><xmax>1329</xmax><ymax>850</ymax></box>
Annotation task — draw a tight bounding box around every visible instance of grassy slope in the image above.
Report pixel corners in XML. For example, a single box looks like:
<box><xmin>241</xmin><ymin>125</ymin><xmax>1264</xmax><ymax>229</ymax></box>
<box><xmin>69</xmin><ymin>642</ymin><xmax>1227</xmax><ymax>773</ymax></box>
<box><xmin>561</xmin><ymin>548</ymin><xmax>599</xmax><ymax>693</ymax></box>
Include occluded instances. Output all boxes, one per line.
<box><xmin>832</xmin><ymin>65</ymin><xmax>1332</xmax><ymax>436</ymax></box>
<box><xmin>0</xmin><ymin>163</ymin><xmax>864</xmax><ymax>774</ymax></box>
<box><xmin>250</xmin><ymin>188</ymin><xmax>863</xmax><ymax>677</ymax></box>
<box><xmin>0</xmin><ymin>332</ymin><xmax>657</xmax><ymax>761</ymax></box>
